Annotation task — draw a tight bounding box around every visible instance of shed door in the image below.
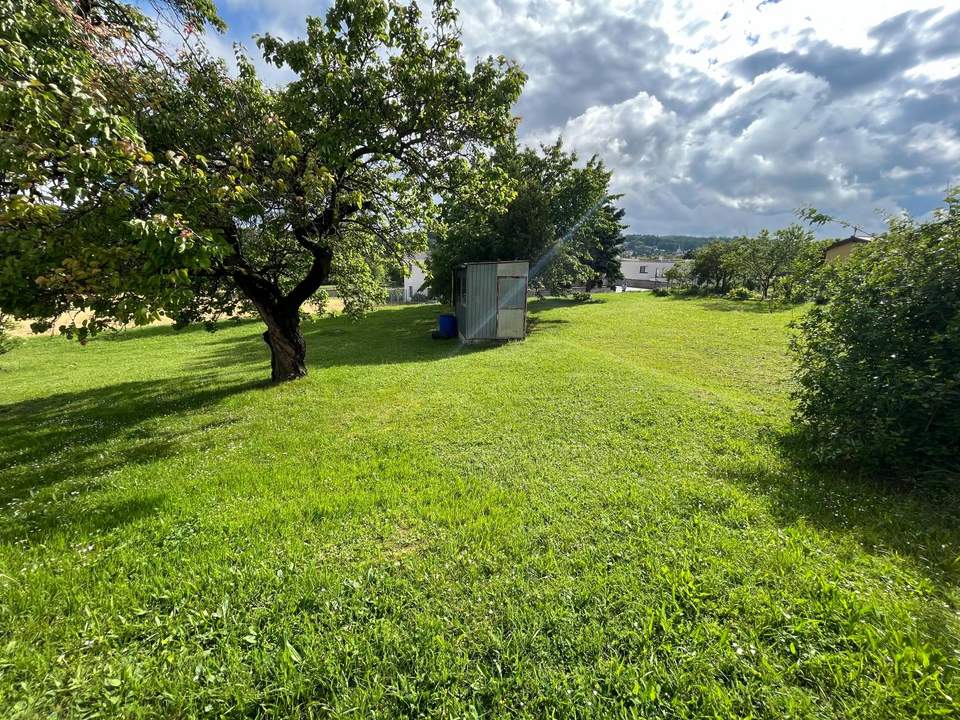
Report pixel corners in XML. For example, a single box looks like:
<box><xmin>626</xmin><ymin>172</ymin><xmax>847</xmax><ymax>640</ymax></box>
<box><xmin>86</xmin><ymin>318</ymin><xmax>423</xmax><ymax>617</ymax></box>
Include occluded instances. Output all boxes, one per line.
<box><xmin>496</xmin><ymin>276</ymin><xmax>526</xmax><ymax>339</ymax></box>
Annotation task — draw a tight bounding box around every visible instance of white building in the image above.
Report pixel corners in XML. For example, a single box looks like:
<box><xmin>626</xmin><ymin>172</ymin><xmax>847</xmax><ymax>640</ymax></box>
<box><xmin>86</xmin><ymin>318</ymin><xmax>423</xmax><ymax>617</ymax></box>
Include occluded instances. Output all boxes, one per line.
<box><xmin>402</xmin><ymin>253</ymin><xmax>430</xmax><ymax>301</ymax></box>
<box><xmin>619</xmin><ymin>259</ymin><xmax>675</xmax><ymax>289</ymax></box>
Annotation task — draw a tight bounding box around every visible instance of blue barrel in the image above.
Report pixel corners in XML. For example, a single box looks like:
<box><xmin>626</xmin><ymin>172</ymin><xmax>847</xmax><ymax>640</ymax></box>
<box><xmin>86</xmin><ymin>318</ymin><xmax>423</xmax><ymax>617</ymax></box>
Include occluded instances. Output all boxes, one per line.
<box><xmin>438</xmin><ymin>314</ymin><xmax>457</xmax><ymax>338</ymax></box>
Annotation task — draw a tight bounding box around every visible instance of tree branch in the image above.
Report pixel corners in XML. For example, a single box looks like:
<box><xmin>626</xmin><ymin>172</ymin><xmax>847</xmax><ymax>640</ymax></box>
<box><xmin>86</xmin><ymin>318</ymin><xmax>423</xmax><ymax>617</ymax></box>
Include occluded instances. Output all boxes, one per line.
<box><xmin>282</xmin><ymin>244</ymin><xmax>333</xmax><ymax>311</ymax></box>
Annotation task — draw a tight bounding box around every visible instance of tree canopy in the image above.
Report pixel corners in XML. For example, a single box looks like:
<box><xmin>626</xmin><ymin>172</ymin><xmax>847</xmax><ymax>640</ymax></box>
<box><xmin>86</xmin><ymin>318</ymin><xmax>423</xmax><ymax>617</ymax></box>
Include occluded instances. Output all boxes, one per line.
<box><xmin>428</xmin><ymin>139</ymin><xmax>625</xmax><ymax>300</ymax></box>
<box><xmin>1</xmin><ymin>0</ymin><xmax>224</xmax><ymax>338</ymax></box>
<box><xmin>686</xmin><ymin>226</ymin><xmax>815</xmax><ymax>299</ymax></box>
<box><xmin>0</xmin><ymin>0</ymin><xmax>525</xmax><ymax>380</ymax></box>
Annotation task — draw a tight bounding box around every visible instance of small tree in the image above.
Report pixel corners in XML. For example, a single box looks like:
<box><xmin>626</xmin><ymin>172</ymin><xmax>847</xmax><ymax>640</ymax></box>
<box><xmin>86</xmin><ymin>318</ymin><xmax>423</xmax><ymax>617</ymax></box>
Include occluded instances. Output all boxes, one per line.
<box><xmin>792</xmin><ymin>189</ymin><xmax>960</xmax><ymax>475</ymax></box>
<box><xmin>775</xmin><ymin>238</ymin><xmax>832</xmax><ymax>303</ymax></box>
<box><xmin>690</xmin><ymin>240</ymin><xmax>739</xmax><ymax>293</ymax></box>
<box><xmin>664</xmin><ymin>261</ymin><xmax>692</xmax><ymax>289</ymax></box>
<box><xmin>736</xmin><ymin>225</ymin><xmax>812</xmax><ymax>299</ymax></box>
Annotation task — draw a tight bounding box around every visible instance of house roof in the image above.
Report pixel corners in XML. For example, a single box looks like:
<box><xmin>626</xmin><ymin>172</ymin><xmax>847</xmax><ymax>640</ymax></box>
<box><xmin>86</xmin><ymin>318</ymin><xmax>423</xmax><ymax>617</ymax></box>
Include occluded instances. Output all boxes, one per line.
<box><xmin>826</xmin><ymin>235</ymin><xmax>871</xmax><ymax>251</ymax></box>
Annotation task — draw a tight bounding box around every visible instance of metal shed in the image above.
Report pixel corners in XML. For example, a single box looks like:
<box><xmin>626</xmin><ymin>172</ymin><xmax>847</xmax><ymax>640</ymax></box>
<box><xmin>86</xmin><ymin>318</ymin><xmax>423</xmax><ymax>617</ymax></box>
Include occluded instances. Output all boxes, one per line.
<box><xmin>453</xmin><ymin>261</ymin><xmax>529</xmax><ymax>342</ymax></box>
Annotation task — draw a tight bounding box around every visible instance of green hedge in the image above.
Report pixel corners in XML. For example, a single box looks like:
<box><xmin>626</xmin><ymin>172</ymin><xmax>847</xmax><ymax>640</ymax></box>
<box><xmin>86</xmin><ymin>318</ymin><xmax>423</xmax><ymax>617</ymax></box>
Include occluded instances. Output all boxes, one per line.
<box><xmin>792</xmin><ymin>190</ymin><xmax>960</xmax><ymax>476</ymax></box>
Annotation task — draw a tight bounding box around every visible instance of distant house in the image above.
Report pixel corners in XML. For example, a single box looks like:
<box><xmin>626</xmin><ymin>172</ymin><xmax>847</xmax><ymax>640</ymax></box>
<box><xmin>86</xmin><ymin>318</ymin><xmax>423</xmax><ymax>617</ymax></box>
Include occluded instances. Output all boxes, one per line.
<box><xmin>402</xmin><ymin>252</ymin><xmax>430</xmax><ymax>301</ymax></box>
<box><xmin>619</xmin><ymin>258</ymin><xmax>675</xmax><ymax>289</ymax></box>
<box><xmin>825</xmin><ymin>235</ymin><xmax>870</xmax><ymax>263</ymax></box>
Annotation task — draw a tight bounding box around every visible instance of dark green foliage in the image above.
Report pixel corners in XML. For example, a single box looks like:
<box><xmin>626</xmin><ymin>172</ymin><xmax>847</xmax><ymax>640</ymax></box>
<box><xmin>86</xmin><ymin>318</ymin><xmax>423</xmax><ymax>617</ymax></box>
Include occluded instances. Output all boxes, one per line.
<box><xmin>792</xmin><ymin>189</ymin><xmax>960</xmax><ymax>475</ymax></box>
<box><xmin>429</xmin><ymin>140</ymin><xmax>625</xmax><ymax>300</ymax></box>
<box><xmin>584</xmin><ymin>204</ymin><xmax>626</xmax><ymax>290</ymax></box>
<box><xmin>775</xmin><ymin>239</ymin><xmax>832</xmax><ymax>303</ymax></box>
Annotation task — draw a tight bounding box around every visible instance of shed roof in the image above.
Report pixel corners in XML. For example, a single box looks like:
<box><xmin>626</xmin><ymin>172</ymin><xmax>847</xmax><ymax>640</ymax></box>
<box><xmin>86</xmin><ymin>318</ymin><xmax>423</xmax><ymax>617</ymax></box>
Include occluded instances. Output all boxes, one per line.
<box><xmin>458</xmin><ymin>260</ymin><xmax>528</xmax><ymax>268</ymax></box>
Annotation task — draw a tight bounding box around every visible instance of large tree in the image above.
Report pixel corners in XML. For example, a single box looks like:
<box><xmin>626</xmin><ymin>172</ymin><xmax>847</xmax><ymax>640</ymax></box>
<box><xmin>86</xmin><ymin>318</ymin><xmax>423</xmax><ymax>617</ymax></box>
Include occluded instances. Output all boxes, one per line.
<box><xmin>0</xmin><ymin>0</ymin><xmax>525</xmax><ymax>380</ymax></box>
<box><xmin>429</xmin><ymin>139</ymin><xmax>624</xmax><ymax>299</ymax></box>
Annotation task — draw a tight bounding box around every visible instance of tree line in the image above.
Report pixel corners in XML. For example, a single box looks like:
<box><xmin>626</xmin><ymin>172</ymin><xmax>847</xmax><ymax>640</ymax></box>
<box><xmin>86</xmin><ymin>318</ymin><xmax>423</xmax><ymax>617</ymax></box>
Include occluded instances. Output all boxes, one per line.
<box><xmin>665</xmin><ymin>226</ymin><xmax>829</xmax><ymax>302</ymax></box>
<box><xmin>622</xmin><ymin>234</ymin><xmax>734</xmax><ymax>257</ymax></box>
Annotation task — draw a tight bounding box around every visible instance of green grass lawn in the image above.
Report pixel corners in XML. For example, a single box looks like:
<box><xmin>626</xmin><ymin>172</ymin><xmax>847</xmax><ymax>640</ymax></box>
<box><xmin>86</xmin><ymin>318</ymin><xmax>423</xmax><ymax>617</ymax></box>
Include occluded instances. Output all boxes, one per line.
<box><xmin>1</xmin><ymin>293</ymin><xmax>958</xmax><ymax>718</ymax></box>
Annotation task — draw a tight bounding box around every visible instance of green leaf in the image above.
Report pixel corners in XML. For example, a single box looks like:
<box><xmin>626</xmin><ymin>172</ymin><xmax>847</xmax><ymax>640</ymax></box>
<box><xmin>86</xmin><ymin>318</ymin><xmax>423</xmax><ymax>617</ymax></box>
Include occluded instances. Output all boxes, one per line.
<box><xmin>285</xmin><ymin>640</ymin><xmax>303</xmax><ymax>664</ymax></box>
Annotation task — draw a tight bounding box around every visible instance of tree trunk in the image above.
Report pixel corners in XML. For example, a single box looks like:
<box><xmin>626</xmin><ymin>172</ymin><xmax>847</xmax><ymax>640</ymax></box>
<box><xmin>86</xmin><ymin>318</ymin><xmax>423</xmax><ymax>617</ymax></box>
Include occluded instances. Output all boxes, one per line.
<box><xmin>223</xmin><ymin>222</ymin><xmax>331</xmax><ymax>382</ymax></box>
<box><xmin>259</xmin><ymin>307</ymin><xmax>307</xmax><ymax>382</ymax></box>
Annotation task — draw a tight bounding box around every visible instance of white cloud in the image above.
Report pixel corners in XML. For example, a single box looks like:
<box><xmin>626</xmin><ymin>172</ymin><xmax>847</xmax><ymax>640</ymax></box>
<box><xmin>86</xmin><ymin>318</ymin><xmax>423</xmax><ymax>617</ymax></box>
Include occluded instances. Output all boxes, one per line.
<box><xmin>468</xmin><ymin>1</ymin><xmax>960</xmax><ymax>234</ymax></box>
<box><xmin>908</xmin><ymin>123</ymin><xmax>960</xmax><ymax>163</ymax></box>
<box><xmin>182</xmin><ymin>0</ymin><xmax>960</xmax><ymax>235</ymax></box>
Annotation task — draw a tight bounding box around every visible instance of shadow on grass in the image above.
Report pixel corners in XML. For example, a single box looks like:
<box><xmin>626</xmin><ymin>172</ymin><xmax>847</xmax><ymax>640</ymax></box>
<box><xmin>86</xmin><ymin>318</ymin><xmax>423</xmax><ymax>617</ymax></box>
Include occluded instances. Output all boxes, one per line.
<box><xmin>1</xmin><ymin>304</ymin><xmax>499</xmax><ymax>541</ymax></box>
<box><xmin>0</xmin><ymin>300</ymin><xmax>596</xmax><ymax>539</ymax></box>
<box><xmin>529</xmin><ymin>297</ymin><xmax>602</xmax><ymax>311</ymax></box>
<box><xmin>723</xmin><ymin>429</ymin><xmax>960</xmax><ymax>585</ymax></box>
<box><xmin>188</xmin><ymin>303</ymin><xmax>497</xmax><ymax>374</ymax></box>
<box><xmin>95</xmin><ymin>300</ymin><xmax>579</xmax><ymax>375</ymax></box>
<box><xmin>526</xmin><ymin>316</ymin><xmax>570</xmax><ymax>335</ymax></box>
<box><xmin>664</xmin><ymin>294</ymin><xmax>802</xmax><ymax>314</ymax></box>
<box><xmin>0</xmin><ymin>376</ymin><xmax>268</xmax><ymax>541</ymax></box>
<box><xmin>97</xmin><ymin>318</ymin><xmax>261</xmax><ymax>343</ymax></box>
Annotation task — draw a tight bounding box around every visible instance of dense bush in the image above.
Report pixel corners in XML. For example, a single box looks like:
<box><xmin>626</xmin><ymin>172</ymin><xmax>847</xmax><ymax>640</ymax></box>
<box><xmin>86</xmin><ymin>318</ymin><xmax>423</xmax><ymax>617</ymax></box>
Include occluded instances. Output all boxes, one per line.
<box><xmin>725</xmin><ymin>286</ymin><xmax>756</xmax><ymax>301</ymax></box>
<box><xmin>792</xmin><ymin>190</ymin><xmax>960</xmax><ymax>476</ymax></box>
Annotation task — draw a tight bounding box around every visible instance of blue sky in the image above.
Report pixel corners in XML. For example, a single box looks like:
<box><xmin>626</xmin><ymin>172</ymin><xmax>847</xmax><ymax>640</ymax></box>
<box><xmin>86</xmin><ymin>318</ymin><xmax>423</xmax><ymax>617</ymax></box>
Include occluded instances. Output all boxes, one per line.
<box><xmin>173</xmin><ymin>0</ymin><xmax>960</xmax><ymax>236</ymax></box>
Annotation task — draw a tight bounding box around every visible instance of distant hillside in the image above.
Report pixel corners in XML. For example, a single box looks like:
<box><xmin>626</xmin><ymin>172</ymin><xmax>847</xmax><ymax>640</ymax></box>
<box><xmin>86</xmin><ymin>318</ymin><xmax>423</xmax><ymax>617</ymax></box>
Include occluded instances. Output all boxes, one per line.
<box><xmin>622</xmin><ymin>234</ymin><xmax>734</xmax><ymax>257</ymax></box>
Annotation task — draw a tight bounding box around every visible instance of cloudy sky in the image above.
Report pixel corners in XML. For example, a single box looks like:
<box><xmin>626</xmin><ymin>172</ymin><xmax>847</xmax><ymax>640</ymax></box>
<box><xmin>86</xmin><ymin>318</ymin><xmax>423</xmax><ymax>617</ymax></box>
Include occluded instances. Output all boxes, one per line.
<box><xmin>198</xmin><ymin>0</ymin><xmax>960</xmax><ymax>236</ymax></box>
